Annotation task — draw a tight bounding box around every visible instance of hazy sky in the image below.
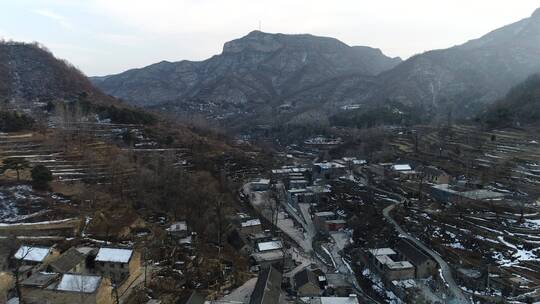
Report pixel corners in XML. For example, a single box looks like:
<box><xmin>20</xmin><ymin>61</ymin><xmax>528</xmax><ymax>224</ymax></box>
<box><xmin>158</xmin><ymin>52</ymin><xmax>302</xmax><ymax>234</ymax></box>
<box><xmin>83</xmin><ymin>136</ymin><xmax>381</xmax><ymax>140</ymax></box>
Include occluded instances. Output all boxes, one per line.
<box><xmin>1</xmin><ymin>1</ymin><xmax>539</xmax><ymax>76</ymax></box>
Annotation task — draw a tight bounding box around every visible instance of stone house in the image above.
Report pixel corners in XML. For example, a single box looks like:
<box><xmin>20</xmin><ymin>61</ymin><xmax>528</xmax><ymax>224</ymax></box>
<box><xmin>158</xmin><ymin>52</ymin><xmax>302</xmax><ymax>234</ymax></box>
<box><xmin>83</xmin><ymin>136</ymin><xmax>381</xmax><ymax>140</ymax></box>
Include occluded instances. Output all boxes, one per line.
<box><xmin>368</xmin><ymin>248</ymin><xmax>415</xmax><ymax>281</ymax></box>
<box><xmin>94</xmin><ymin>247</ymin><xmax>138</xmax><ymax>284</ymax></box>
<box><xmin>47</xmin><ymin>247</ymin><xmax>87</xmax><ymax>274</ymax></box>
<box><xmin>167</xmin><ymin>221</ymin><xmax>189</xmax><ymax>239</ymax></box>
<box><xmin>239</xmin><ymin>218</ymin><xmax>262</xmax><ymax>236</ymax></box>
<box><xmin>312</xmin><ymin>162</ymin><xmax>347</xmax><ymax>181</ymax></box>
<box><xmin>21</xmin><ymin>273</ymin><xmax>113</xmax><ymax>304</ymax></box>
<box><xmin>313</xmin><ymin>211</ymin><xmax>345</xmax><ymax>234</ymax></box>
<box><xmin>251</xmin><ymin>178</ymin><xmax>271</xmax><ymax>191</ymax></box>
<box><xmin>395</xmin><ymin>239</ymin><xmax>437</xmax><ymax>279</ymax></box>
<box><xmin>13</xmin><ymin>245</ymin><xmax>59</xmax><ymax>267</ymax></box>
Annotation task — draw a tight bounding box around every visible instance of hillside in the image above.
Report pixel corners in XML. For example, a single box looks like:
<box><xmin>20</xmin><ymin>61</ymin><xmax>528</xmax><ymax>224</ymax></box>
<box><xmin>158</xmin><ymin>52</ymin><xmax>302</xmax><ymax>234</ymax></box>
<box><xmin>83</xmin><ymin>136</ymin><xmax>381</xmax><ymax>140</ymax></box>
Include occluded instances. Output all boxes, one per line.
<box><xmin>481</xmin><ymin>74</ymin><xmax>540</xmax><ymax>128</ymax></box>
<box><xmin>0</xmin><ymin>41</ymin><xmax>112</xmax><ymax>104</ymax></box>
<box><xmin>91</xmin><ymin>31</ymin><xmax>400</xmax><ymax>108</ymax></box>
<box><xmin>302</xmin><ymin>7</ymin><xmax>540</xmax><ymax>121</ymax></box>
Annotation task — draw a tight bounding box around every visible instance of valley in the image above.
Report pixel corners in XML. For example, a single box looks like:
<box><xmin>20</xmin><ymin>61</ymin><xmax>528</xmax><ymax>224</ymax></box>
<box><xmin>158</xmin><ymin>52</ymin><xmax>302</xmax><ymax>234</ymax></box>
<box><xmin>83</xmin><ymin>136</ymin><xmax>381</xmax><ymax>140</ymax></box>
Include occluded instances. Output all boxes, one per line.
<box><xmin>1</xmin><ymin>4</ymin><xmax>540</xmax><ymax>304</ymax></box>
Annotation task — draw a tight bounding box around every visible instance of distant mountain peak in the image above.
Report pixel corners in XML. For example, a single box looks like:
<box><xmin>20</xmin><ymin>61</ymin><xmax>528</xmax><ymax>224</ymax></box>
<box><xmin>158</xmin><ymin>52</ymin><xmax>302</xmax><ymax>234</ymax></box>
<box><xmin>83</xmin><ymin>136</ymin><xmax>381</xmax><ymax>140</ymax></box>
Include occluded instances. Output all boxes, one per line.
<box><xmin>532</xmin><ymin>7</ymin><xmax>540</xmax><ymax>18</ymax></box>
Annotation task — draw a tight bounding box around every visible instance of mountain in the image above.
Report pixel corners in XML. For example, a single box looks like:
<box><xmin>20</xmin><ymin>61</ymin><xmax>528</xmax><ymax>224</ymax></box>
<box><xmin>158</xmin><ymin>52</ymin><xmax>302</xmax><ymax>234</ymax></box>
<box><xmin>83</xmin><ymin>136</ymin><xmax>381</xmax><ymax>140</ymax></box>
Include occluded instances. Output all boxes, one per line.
<box><xmin>92</xmin><ymin>8</ymin><xmax>540</xmax><ymax>129</ymax></box>
<box><xmin>0</xmin><ymin>41</ymin><xmax>112</xmax><ymax>104</ymax></box>
<box><xmin>481</xmin><ymin>74</ymin><xmax>540</xmax><ymax>128</ymax></box>
<box><xmin>300</xmin><ymin>7</ymin><xmax>540</xmax><ymax>121</ymax></box>
<box><xmin>91</xmin><ymin>31</ymin><xmax>401</xmax><ymax>108</ymax></box>
<box><xmin>0</xmin><ymin>41</ymin><xmax>160</xmax><ymax>126</ymax></box>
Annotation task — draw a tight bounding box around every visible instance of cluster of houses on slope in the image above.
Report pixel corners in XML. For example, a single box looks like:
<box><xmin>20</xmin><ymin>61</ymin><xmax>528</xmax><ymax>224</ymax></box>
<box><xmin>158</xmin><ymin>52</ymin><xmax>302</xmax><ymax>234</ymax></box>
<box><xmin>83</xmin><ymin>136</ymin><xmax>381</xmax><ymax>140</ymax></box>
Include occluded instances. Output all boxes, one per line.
<box><xmin>3</xmin><ymin>244</ymin><xmax>139</xmax><ymax>304</ymax></box>
<box><xmin>272</xmin><ymin>158</ymin><xmax>366</xmax><ymax>211</ymax></box>
<box><xmin>367</xmin><ymin>239</ymin><xmax>437</xmax><ymax>282</ymax></box>
<box><xmin>228</xmin><ymin>213</ymin><xmax>288</xmax><ymax>271</ymax></box>
<box><xmin>363</xmin><ymin>161</ymin><xmax>508</xmax><ymax>204</ymax></box>
<box><xmin>247</xmin><ymin>266</ymin><xmax>360</xmax><ymax>304</ymax></box>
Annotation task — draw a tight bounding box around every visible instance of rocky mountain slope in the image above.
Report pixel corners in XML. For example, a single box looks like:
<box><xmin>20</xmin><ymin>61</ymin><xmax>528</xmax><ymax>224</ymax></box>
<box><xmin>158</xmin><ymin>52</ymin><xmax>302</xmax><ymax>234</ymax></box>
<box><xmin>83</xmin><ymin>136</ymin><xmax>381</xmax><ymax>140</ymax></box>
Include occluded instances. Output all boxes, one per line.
<box><xmin>0</xmin><ymin>42</ymin><xmax>113</xmax><ymax>104</ymax></box>
<box><xmin>298</xmin><ymin>7</ymin><xmax>540</xmax><ymax>121</ymax></box>
<box><xmin>91</xmin><ymin>31</ymin><xmax>401</xmax><ymax>108</ymax></box>
<box><xmin>481</xmin><ymin>74</ymin><xmax>540</xmax><ymax>128</ymax></box>
<box><xmin>92</xmin><ymin>8</ymin><xmax>540</xmax><ymax>128</ymax></box>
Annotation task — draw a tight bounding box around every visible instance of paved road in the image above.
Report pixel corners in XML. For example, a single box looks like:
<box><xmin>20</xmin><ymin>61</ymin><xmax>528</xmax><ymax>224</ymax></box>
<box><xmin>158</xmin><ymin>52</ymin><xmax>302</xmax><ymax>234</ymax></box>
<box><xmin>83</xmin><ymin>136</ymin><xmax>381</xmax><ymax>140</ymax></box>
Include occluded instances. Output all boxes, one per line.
<box><xmin>220</xmin><ymin>277</ymin><xmax>257</xmax><ymax>303</ymax></box>
<box><xmin>382</xmin><ymin>202</ymin><xmax>470</xmax><ymax>304</ymax></box>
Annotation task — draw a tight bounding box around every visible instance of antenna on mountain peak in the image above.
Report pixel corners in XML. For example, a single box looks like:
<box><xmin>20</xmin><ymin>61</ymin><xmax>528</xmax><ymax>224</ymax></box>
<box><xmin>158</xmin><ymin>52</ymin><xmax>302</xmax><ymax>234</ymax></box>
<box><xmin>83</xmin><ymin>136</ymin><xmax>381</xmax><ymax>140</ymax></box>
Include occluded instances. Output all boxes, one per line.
<box><xmin>258</xmin><ymin>20</ymin><xmax>262</xmax><ymax>31</ymax></box>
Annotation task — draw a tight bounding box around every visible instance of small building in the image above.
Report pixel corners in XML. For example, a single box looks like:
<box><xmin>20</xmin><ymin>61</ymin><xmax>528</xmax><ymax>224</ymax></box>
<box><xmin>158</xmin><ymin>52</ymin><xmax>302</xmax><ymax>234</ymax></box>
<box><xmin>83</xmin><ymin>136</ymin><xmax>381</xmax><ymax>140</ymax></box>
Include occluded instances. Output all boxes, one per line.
<box><xmin>21</xmin><ymin>271</ymin><xmax>60</xmax><ymax>290</ymax></box>
<box><xmin>94</xmin><ymin>247</ymin><xmax>136</xmax><ymax>283</ymax></box>
<box><xmin>418</xmin><ymin>166</ymin><xmax>450</xmax><ymax>184</ymax></box>
<box><xmin>239</xmin><ymin>218</ymin><xmax>262</xmax><ymax>236</ymax></box>
<box><xmin>250</xmin><ymin>239</ymin><xmax>285</xmax><ymax>268</ymax></box>
<box><xmin>250</xmin><ymin>251</ymin><xmax>284</xmax><ymax>268</ymax></box>
<box><xmin>430</xmin><ymin>184</ymin><xmax>506</xmax><ymax>203</ymax></box>
<box><xmin>306</xmin><ymin>185</ymin><xmax>332</xmax><ymax>205</ymax></box>
<box><xmin>293</xmin><ymin>268</ymin><xmax>321</xmax><ymax>297</ymax></box>
<box><xmin>21</xmin><ymin>273</ymin><xmax>113</xmax><ymax>304</ymax></box>
<box><xmin>257</xmin><ymin>240</ymin><xmax>283</xmax><ymax>252</ymax></box>
<box><xmin>289</xmin><ymin>179</ymin><xmax>309</xmax><ymax>189</ymax></box>
<box><xmin>13</xmin><ymin>245</ymin><xmax>58</xmax><ymax>267</ymax></box>
<box><xmin>249</xmin><ymin>266</ymin><xmax>282</xmax><ymax>304</ymax></box>
<box><xmin>298</xmin><ymin>295</ymin><xmax>360</xmax><ymax>304</ymax></box>
<box><xmin>313</xmin><ymin>162</ymin><xmax>347</xmax><ymax>181</ymax></box>
<box><xmin>47</xmin><ymin>247</ymin><xmax>87</xmax><ymax>274</ymax></box>
<box><xmin>251</xmin><ymin>179</ymin><xmax>271</xmax><ymax>191</ymax></box>
<box><xmin>368</xmin><ymin>248</ymin><xmax>415</xmax><ymax>281</ymax></box>
<box><xmin>392</xmin><ymin>164</ymin><xmax>412</xmax><ymax>172</ymax></box>
<box><xmin>247</xmin><ymin>231</ymin><xmax>274</xmax><ymax>247</ymax></box>
<box><xmin>391</xmin><ymin>164</ymin><xmax>420</xmax><ymax>180</ymax></box>
<box><xmin>395</xmin><ymin>239</ymin><xmax>437</xmax><ymax>279</ymax></box>
<box><xmin>313</xmin><ymin>211</ymin><xmax>346</xmax><ymax>233</ymax></box>
<box><xmin>167</xmin><ymin>221</ymin><xmax>189</xmax><ymax>239</ymax></box>
<box><xmin>287</xmin><ymin>188</ymin><xmax>311</xmax><ymax>206</ymax></box>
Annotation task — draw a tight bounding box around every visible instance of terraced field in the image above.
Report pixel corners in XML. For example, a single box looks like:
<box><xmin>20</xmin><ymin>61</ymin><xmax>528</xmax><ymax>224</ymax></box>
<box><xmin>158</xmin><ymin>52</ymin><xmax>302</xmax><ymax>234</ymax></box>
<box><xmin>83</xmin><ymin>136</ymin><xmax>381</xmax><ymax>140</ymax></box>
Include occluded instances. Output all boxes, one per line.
<box><xmin>395</xmin><ymin>201</ymin><xmax>540</xmax><ymax>300</ymax></box>
<box><xmin>390</xmin><ymin>125</ymin><xmax>540</xmax><ymax>198</ymax></box>
<box><xmin>0</xmin><ymin>121</ymin><xmax>169</xmax><ymax>183</ymax></box>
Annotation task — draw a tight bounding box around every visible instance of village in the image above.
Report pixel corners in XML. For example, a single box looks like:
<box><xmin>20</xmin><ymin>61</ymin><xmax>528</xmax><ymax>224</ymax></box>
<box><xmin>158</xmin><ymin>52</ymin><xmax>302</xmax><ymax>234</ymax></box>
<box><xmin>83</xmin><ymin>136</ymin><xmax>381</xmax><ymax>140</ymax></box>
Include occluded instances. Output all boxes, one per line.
<box><xmin>1</xmin><ymin>116</ymin><xmax>540</xmax><ymax>304</ymax></box>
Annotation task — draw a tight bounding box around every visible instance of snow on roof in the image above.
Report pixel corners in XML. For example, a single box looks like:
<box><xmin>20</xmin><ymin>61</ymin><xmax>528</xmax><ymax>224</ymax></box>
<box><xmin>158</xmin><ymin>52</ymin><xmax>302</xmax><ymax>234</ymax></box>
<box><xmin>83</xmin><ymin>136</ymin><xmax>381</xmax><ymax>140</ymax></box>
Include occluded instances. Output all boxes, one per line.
<box><xmin>241</xmin><ymin>219</ymin><xmax>261</xmax><ymax>227</ymax></box>
<box><xmin>315</xmin><ymin>211</ymin><xmax>335</xmax><ymax>217</ymax></box>
<box><xmin>252</xmin><ymin>178</ymin><xmax>270</xmax><ymax>185</ymax></box>
<box><xmin>288</xmin><ymin>188</ymin><xmax>307</xmax><ymax>194</ymax></box>
<box><xmin>368</xmin><ymin>248</ymin><xmax>396</xmax><ymax>256</ymax></box>
<box><xmin>7</xmin><ymin>298</ymin><xmax>19</xmax><ymax>304</ymax></box>
<box><xmin>14</xmin><ymin>246</ymin><xmax>51</xmax><ymax>262</ymax></box>
<box><xmin>56</xmin><ymin>274</ymin><xmax>101</xmax><ymax>293</ymax></box>
<box><xmin>167</xmin><ymin>221</ymin><xmax>187</xmax><ymax>232</ymax></box>
<box><xmin>300</xmin><ymin>297</ymin><xmax>360</xmax><ymax>304</ymax></box>
<box><xmin>95</xmin><ymin>247</ymin><xmax>133</xmax><ymax>263</ymax></box>
<box><xmin>392</xmin><ymin>164</ymin><xmax>412</xmax><ymax>171</ymax></box>
<box><xmin>257</xmin><ymin>240</ymin><xmax>283</xmax><ymax>252</ymax></box>
<box><xmin>320</xmin><ymin>297</ymin><xmax>360</xmax><ymax>304</ymax></box>
<box><xmin>314</xmin><ymin>162</ymin><xmax>346</xmax><ymax>170</ymax></box>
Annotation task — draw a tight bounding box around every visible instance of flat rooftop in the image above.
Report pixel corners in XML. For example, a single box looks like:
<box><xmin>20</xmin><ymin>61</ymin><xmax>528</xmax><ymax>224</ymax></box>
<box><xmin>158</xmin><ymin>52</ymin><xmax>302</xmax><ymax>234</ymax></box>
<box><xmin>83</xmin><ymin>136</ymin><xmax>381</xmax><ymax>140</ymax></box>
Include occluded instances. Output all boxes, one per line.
<box><xmin>368</xmin><ymin>248</ymin><xmax>396</xmax><ymax>256</ymax></box>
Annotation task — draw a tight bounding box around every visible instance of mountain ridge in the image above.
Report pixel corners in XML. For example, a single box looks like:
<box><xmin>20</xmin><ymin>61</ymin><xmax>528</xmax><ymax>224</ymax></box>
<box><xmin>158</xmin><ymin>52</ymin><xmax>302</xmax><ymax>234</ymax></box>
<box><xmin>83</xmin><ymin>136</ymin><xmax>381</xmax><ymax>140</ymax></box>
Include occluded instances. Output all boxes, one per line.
<box><xmin>92</xmin><ymin>7</ymin><xmax>540</xmax><ymax>127</ymax></box>
<box><xmin>90</xmin><ymin>31</ymin><xmax>401</xmax><ymax>108</ymax></box>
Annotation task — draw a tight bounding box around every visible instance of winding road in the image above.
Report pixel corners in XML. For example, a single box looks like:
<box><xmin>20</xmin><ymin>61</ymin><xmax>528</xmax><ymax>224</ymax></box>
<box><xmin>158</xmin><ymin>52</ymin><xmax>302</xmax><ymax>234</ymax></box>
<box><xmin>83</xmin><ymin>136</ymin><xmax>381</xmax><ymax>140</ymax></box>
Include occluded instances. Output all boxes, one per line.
<box><xmin>382</xmin><ymin>201</ymin><xmax>471</xmax><ymax>304</ymax></box>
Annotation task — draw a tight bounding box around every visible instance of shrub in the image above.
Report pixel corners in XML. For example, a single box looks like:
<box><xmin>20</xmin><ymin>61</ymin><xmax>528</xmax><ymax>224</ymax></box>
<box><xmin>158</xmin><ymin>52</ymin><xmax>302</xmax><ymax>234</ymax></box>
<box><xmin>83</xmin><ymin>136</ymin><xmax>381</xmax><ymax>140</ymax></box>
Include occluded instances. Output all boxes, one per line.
<box><xmin>31</xmin><ymin>164</ymin><xmax>53</xmax><ymax>190</ymax></box>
